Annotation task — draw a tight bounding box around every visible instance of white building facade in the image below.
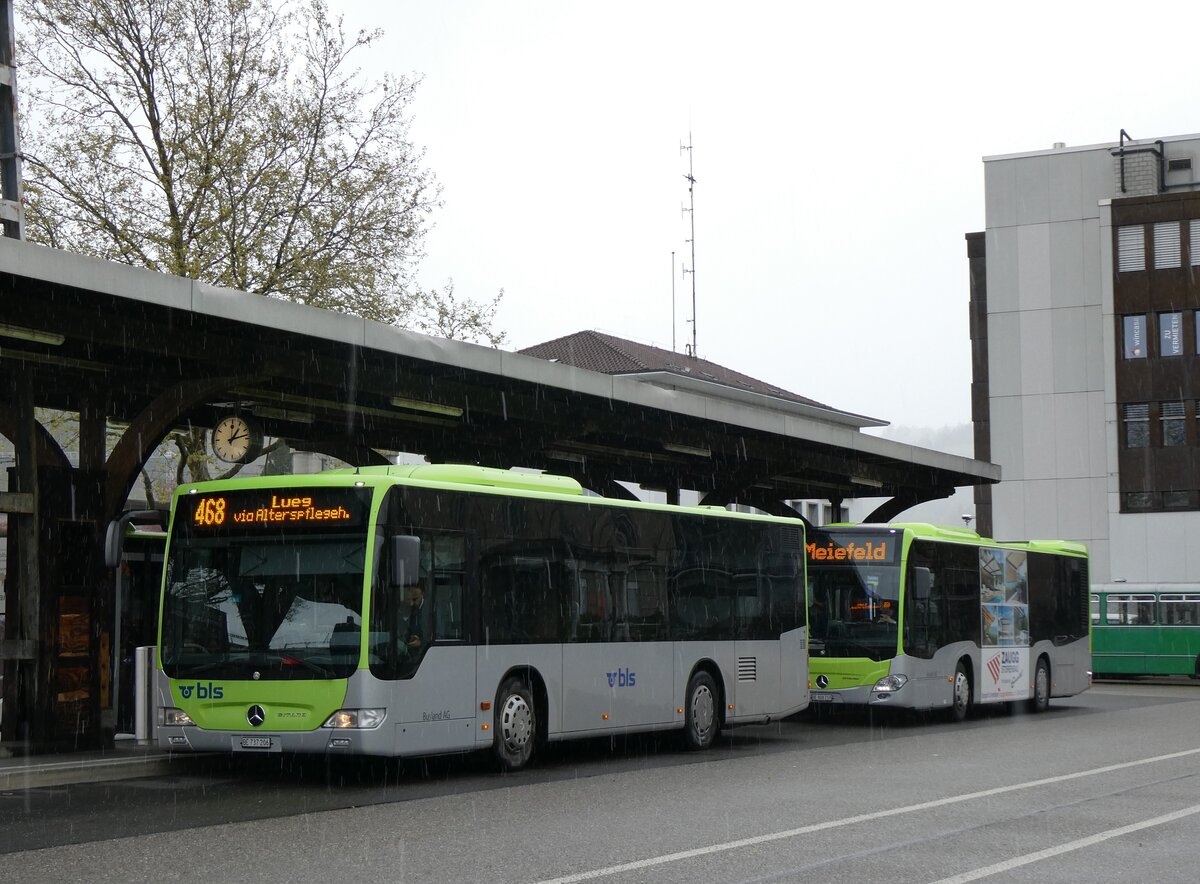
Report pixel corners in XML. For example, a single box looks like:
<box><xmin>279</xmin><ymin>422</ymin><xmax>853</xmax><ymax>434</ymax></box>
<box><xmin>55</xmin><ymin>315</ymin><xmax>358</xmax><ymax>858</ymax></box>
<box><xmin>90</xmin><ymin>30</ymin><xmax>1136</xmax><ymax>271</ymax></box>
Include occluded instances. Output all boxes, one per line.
<box><xmin>974</xmin><ymin>131</ymin><xmax>1200</xmax><ymax>587</ymax></box>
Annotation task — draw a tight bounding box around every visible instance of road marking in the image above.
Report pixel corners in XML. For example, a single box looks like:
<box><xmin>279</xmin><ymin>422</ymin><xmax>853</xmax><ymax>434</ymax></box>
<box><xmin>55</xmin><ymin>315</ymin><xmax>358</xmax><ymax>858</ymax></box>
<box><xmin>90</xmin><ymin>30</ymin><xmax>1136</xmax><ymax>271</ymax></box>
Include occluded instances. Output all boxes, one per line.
<box><xmin>533</xmin><ymin>746</ymin><xmax>1200</xmax><ymax>884</ymax></box>
<box><xmin>928</xmin><ymin>802</ymin><xmax>1200</xmax><ymax>883</ymax></box>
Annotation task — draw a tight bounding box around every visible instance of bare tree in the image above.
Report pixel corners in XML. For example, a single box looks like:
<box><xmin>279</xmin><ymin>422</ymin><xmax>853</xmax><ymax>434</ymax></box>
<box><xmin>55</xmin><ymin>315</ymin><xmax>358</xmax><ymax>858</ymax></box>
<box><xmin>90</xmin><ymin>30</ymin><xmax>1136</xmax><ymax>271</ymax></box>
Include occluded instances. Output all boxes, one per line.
<box><xmin>21</xmin><ymin>0</ymin><xmax>502</xmax><ymax>336</ymax></box>
<box><xmin>20</xmin><ymin>0</ymin><xmax>507</xmax><ymax>490</ymax></box>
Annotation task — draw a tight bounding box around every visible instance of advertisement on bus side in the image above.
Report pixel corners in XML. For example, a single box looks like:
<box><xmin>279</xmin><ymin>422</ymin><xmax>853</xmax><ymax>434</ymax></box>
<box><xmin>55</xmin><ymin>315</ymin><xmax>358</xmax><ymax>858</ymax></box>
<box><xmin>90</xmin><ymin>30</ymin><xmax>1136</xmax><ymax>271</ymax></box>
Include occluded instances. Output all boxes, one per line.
<box><xmin>979</xmin><ymin>548</ymin><xmax>1028</xmax><ymax>702</ymax></box>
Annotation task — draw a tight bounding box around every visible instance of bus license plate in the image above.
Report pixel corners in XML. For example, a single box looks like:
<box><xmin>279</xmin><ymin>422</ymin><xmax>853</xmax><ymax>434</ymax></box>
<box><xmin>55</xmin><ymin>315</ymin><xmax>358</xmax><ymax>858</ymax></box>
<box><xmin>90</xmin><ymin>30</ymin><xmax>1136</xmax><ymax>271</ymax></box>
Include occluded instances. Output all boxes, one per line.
<box><xmin>810</xmin><ymin>692</ymin><xmax>838</xmax><ymax>703</ymax></box>
<box><xmin>239</xmin><ymin>736</ymin><xmax>273</xmax><ymax>750</ymax></box>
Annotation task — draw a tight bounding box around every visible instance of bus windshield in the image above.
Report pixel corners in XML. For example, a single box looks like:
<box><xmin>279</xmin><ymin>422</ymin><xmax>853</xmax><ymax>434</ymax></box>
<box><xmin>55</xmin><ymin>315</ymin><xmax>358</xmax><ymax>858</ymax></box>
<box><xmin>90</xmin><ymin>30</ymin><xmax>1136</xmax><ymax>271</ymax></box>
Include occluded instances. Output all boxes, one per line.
<box><xmin>807</xmin><ymin>529</ymin><xmax>901</xmax><ymax>661</ymax></box>
<box><xmin>161</xmin><ymin>486</ymin><xmax>372</xmax><ymax>680</ymax></box>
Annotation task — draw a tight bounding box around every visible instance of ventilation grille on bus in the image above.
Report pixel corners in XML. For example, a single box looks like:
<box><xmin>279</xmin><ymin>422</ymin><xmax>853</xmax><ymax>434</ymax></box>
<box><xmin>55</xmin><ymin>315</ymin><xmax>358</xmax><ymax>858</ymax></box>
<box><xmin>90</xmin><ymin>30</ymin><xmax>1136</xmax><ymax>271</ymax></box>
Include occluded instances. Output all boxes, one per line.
<box><xmin>737</xmin><ymin>656</ymin><xmax>758</xmax><ymax>681</ymax></box>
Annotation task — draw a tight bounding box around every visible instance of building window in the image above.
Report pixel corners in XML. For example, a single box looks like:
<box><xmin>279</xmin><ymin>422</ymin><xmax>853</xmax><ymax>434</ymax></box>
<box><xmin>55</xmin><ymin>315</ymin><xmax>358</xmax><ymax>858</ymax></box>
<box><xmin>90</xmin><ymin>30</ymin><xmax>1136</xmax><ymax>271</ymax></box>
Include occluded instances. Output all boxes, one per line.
<box><xmin>1123</xmin><ymin>491</ymin><xmax>1158</xmax><ymax>511</ymax></box>
<box><xmin>1123</xmin><ymin>314</ymin><xmax>1147</xmax><ymax>359</ymax></box>
<box><xmin>1160</xmin><ymin>312</ymin><xmax>1183</xmax><ymax>356</ymax></box>
<box><xmin>1153</xmin><ymin>222</ymin><xmax>1182</xmax><ymax>268</ymax></box>
<box><xmin>1192</xmin><ymin>221</ymin><xmax>1200</xmax><ymax>266</ymax></box>
<box><xmin>1117</xmin><ymin>225</ymin><xmax>1146</xmax><ymax>271</ymax></box>
<box><xmin>1124</xmin><ymin>403</ymin><xmax>1150</xmax><ymax>448</ymax></box>
<box><xmin>1164</xmin><ymin>490</ymin><xmax>1192</xmax><ymax>509</ymax></box>
<box><xmin>1162</xmin><ymin>401</ymin><xmax>1186</xmax><ymax>446</ymax></box>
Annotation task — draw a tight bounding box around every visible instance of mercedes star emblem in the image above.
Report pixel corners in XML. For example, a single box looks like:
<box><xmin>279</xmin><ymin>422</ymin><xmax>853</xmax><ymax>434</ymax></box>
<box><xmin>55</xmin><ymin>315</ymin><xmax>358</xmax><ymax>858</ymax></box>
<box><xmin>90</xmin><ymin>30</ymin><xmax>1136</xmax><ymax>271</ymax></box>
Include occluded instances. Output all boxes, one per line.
<box><xmin>815</xmin><ymin>675</ymin><xmax>829</xmax><ymax>689</ymax></box>
<box><xmin>247</xmin><ymin>705</ymin><xmax>266</xmax><ymax>727</ymax></box>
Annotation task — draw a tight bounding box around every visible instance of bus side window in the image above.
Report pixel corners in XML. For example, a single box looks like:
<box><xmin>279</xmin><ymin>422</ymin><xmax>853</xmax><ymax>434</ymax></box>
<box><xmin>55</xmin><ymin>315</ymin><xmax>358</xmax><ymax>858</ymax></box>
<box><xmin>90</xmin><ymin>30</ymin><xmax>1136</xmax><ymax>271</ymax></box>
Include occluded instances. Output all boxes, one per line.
<box><xmin>1106</xmin><ymin>593</ymin><xmax>1157</xmax><ymax>625</ymax></box>
<box><xmin>619</xmin><ymin>563</ymin><xmax>667</xmax><ymax>642</ymax></box>
<box><xmin>433</xmin><ymin>573</ymin><xmax>463</xmax><ymax>641</ymax></box>
<box><xmin>574</xmin><ymin>564</ymin><xmax>613</xmax><ymax>642</ymax></box>
<box><xmin>1159</xmin><ymin>594</ymin><xmax>1200</xmax><ymax>626</ymax></box>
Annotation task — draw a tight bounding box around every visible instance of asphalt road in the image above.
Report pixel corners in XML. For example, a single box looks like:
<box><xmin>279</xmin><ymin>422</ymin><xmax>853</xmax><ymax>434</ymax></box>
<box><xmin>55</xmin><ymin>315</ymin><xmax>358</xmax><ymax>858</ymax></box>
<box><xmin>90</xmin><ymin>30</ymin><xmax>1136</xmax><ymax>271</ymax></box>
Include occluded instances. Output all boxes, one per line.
<box><xmin>3</xmin><ymin>681</ymin><xmax>1200</xmax><ymax>883</ymax></box>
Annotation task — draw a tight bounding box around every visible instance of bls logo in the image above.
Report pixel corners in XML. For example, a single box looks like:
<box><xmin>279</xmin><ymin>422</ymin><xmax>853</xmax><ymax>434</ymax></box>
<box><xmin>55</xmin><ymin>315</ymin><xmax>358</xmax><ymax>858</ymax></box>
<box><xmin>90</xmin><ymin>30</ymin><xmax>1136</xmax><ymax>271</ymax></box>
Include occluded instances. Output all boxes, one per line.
<box><xmin>606</xmin><ymin>668</ymin><xmax>636</xmax><ymax>688</ymax></box>
<box><xmin>179</xmin><ymin>682</ymin><xmax>224</xmax><ymax>700</ymax></box>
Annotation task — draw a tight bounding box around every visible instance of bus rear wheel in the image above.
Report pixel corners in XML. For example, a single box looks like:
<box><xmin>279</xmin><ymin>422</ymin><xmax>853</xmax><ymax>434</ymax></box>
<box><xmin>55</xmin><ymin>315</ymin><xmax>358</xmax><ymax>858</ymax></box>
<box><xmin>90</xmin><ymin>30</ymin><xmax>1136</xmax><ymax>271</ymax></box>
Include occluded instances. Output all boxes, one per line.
<box><xmin>1028</xmin><ymin>657</ymin><xmax>1051</xmax><ymax>713</ymax></box>
<box><xmin>948</xmin><ymin>661</ymin><xmax>971</xmax><ymax>722</ymax></box>
<box><xmin>684</xmin><ymin>670</ymin><xmax>719</xmax><ymax>750</ymax></box>
<box><xmin>494</xmin><ymin>676</ymin><xmax>536</xmax><ymax>771</ymax></box>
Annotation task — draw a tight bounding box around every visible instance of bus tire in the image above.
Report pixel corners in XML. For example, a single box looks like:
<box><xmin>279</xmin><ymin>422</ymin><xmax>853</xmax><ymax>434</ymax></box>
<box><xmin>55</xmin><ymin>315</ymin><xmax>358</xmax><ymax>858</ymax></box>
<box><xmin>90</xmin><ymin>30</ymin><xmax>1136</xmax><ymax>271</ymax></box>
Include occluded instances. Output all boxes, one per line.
<box><xmin>683</xmin><ymin>670</ymin><xmax>719</xmax><ymax>750</ymax></box>
<box><xmin>494</xmin><ymin>675</ymin><xmax>536</xmax><ymax>771</ymax></box>
<box><xmin>1028</xmin><ymin>657</ymin><xmax>1051</xmax><ymax>713</ymax></box>
<box><xmin>948</xmin><ymin>661</ymin><xmax>971</xmax><ymax>723</ymax></box>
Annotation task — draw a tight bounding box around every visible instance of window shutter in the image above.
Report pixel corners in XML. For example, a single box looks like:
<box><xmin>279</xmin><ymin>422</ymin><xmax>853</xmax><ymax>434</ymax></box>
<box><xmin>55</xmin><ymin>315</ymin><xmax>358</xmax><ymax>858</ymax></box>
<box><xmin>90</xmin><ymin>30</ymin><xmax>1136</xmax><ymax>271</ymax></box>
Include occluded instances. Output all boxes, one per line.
<box><xmin>1154</xmin><ymin>222</ymin><xmax>1181</xmax><ymax>269</ymax></box>
<box><xmin>1117</xmin><ymin>225</ymin><xmax>1145</xmax><ymax>271</ymax></box>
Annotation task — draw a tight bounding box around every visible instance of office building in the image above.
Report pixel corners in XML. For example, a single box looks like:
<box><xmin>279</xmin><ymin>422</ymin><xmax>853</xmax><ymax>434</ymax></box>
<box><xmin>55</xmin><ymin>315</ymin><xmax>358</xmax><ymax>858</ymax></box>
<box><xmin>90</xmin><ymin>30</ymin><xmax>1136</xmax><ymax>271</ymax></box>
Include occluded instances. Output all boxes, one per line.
<box><xmin>971</xmin><ymin>131</ymin><xmax>1200</xmax><ymax>587</ymax></box>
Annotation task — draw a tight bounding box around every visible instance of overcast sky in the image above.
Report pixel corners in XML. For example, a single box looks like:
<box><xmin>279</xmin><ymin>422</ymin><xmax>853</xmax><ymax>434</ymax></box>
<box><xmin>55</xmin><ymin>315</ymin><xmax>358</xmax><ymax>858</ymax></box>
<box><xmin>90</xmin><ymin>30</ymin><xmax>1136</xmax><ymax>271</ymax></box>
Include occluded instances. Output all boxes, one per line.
<box><xmin>338</xmin><ymin>0</ymin><xmax>1199</xmax><ymax>429</ymax></box>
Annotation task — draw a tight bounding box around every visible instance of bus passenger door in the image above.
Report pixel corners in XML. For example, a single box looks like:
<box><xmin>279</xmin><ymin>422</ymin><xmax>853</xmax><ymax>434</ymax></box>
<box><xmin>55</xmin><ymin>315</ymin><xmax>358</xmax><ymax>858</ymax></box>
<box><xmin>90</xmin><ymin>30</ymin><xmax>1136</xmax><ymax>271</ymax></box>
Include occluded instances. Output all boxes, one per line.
<box><xmin>384</xmin><ymin>531</ymin><xmax>478</xmax><ymax>755</ymax></box>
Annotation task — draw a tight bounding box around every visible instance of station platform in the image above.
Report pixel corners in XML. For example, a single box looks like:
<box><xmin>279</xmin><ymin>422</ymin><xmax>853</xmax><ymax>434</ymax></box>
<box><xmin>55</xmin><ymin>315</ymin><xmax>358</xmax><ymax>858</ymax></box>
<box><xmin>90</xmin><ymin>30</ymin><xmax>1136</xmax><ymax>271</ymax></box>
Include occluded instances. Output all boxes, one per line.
<box><xmin>0</xmin><ymin>741</ymin><xmax>207</xmax><ymax>790</ymax></box>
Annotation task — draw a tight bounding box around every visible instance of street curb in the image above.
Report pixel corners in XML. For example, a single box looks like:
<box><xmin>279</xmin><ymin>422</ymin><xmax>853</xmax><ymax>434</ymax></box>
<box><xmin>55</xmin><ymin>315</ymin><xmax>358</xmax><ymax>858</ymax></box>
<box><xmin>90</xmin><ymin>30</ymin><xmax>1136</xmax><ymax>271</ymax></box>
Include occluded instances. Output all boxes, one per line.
<box><xmin>0</xmin><ymin>752</ymin><xmax>210</xmax><ymax>790</ymax></box>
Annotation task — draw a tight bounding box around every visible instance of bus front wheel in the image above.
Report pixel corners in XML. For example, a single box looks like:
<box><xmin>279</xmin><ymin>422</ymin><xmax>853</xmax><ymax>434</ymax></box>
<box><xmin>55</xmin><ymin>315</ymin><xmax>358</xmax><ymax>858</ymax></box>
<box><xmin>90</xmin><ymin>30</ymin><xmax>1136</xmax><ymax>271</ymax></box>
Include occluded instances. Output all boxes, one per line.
<box><xmin>684</xmin><ymin>670</ymin><xmax>719</xmax><ymax>750</ymax></box>
<box><xmin>1028</xmin><ymin>657</ymin><xmax>1050</xmax><ymax>713</ymax></box>
<box><xmin>948</xmin><ymin>661</ymin><xmax>971</xmax><ymax>723</ymax></box>
<box><xmin>494</xmin><ymin>676</ymin><xmax>536</xmax><ymax>771</ymax></box>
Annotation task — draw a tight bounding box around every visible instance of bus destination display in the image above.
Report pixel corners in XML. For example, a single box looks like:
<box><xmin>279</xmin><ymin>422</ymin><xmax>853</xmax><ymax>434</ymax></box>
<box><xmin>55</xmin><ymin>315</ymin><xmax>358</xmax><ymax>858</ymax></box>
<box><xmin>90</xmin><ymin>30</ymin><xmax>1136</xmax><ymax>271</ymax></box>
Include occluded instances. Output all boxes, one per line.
<box><xmin>185</xmin><ymin>488</ymin><xmax>368</xmax><ymax>531</ymax></box>
<box><xmin>806</xmin><ymin>533</ymin><xmax>899</xmax><ymax>564</ymax></box>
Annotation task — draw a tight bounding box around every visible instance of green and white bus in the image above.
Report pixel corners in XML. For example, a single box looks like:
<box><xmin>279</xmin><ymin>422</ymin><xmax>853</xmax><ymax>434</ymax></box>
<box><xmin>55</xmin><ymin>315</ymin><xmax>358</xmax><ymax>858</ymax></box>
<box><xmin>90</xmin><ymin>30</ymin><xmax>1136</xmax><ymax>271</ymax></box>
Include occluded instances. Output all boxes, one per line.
<box><xmin>155</xmin><ymin>464</ymin><xmax>809</xmax><ymax>769</ymax></box>
<box><xmin>807</xmin><ymin>523</ymin><xmax>1090</xmax><ymax>719</ymax></box>
<box><xmin>1092</xmin><ymin>588</ymin><xmax>1200</xmax><ymax>678</ymax></box>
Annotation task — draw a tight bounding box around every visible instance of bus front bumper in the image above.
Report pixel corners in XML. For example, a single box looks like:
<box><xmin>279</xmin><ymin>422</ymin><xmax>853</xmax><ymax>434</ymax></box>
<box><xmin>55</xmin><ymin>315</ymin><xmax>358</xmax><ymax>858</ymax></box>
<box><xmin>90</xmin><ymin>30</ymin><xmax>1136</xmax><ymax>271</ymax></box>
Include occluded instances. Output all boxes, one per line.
<box><xmin>809</xmin><ymin>683</ymin><xmax>908</xmax><ymax>708</ymax></box>
<box><xmin>158</xmin><ymin>724</ymin><xmax>394</xmax><ymax>754</ymax></box>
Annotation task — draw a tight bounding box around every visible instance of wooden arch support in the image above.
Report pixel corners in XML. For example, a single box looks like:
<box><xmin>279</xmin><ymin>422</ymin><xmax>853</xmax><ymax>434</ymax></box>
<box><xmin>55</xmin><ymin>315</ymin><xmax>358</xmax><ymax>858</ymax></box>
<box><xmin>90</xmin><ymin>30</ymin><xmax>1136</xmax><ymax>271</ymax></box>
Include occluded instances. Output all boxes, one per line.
<box><xmin>104</xmin><ymin>375</ymin><xmax>256</xmax><ymax>521</ymax></box>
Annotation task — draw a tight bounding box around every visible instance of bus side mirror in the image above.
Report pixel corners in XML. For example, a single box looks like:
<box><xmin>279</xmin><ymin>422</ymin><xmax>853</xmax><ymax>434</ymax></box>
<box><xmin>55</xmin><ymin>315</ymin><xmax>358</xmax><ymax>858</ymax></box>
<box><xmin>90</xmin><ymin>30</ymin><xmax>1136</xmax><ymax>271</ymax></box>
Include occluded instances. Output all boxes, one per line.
<box><xmin>911</xmin><ymin>567</ymin><xmax>931</xmax><ymax>601</ymax></box>
<box><xmin>104</xmin><ymin>509</ymin><xmax>163</xmax><ymax>568</ymax></box>
<box><xmin>390</xmin><ymin>535</ymin><xmax>420</xmax><ymax>587</ymax></box>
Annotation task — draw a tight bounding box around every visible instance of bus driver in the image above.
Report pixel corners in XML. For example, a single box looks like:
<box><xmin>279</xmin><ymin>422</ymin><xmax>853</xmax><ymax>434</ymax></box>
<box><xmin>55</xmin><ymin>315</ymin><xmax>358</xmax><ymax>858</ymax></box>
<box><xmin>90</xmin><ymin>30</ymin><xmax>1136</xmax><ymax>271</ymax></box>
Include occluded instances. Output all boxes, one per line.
<box><xmin>404</xmin><ymin>583</ymin><xmax>427</xmax><ymax>654</ymax></box>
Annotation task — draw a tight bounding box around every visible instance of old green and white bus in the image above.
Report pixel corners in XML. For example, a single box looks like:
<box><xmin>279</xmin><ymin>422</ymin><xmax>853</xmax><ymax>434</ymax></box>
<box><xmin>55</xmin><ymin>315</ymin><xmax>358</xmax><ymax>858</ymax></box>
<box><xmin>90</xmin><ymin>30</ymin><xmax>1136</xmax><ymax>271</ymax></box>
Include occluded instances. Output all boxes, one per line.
<box><xmin>1091</xmin><ymin>587</ymin><xmax>1200</xmax><ymax>678</ymax></box>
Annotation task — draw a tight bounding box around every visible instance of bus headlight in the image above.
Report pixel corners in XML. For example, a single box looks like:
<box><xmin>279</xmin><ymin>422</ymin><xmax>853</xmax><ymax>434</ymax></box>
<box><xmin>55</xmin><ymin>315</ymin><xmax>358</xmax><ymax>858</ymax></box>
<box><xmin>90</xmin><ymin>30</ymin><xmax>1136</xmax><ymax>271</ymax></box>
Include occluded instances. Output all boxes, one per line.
<box><xmin>322</xmin><ymin>708</ymin><xmax>386</xmax><ymax>729</ymax></box>
<box><xmin>872</xmin><ymin>675</ymin><xmax>909</xmax><ymax>693</ymax></box>
<box><xmin>161</xmin><ymin>707</ymin><xmax>195</xmax><ymax>726</ymax></box>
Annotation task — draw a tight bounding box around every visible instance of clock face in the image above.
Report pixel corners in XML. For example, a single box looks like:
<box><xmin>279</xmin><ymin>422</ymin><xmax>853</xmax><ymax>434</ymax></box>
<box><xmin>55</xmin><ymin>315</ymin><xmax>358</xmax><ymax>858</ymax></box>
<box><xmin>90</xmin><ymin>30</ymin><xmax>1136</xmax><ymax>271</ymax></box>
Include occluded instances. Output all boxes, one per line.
<box><xmin>212</xmin><ymin>415</ymin><xmax>260</xmax><ymax>463</ymax></box>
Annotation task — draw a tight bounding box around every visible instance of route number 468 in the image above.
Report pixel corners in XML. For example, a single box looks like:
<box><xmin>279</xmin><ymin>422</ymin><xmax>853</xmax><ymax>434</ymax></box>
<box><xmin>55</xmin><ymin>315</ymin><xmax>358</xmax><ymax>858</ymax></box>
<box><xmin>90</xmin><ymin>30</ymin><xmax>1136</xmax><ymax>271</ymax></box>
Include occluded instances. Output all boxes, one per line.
<box><xmin>193</xmin><ymin>496</ymin><xmax>227</xmax><ymax>526</ymax></box>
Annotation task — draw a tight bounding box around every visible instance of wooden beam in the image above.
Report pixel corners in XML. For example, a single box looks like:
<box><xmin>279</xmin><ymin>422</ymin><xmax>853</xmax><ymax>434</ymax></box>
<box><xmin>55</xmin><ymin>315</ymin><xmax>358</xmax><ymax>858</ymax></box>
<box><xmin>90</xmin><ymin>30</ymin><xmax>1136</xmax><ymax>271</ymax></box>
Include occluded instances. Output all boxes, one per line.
<box><xmin>0</xmin><ymin>490</ymin><xmax>32</xmax><ymax>513</ymax></box>
<box><xmin>0</xmin><ymin>640</ymin><xmax>36</xmax><ymax>660</ymax></box>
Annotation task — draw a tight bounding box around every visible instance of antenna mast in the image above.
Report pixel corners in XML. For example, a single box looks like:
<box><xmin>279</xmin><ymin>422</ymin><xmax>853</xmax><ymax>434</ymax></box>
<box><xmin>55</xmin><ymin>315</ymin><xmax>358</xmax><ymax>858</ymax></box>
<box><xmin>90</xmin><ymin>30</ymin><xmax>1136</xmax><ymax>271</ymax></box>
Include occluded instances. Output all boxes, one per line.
<box><xmin>671</xmin><ymin>250</ymin><xmax>676</xmax><ymax>352</ymax></box>
<box><xmin>680</xmin><ymin>134</ymin><xmax>697</xmax><ymax>357</ymax></box>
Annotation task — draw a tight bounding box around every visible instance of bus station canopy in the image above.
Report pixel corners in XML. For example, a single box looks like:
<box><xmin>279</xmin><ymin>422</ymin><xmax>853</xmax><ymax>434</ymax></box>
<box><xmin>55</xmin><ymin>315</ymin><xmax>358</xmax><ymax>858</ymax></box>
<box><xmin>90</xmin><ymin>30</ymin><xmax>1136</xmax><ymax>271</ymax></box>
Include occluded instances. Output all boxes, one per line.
<box><xmin>0</xmin><ymin>238</ymin><xmax>999</xmax><ymax>518</ymax></box>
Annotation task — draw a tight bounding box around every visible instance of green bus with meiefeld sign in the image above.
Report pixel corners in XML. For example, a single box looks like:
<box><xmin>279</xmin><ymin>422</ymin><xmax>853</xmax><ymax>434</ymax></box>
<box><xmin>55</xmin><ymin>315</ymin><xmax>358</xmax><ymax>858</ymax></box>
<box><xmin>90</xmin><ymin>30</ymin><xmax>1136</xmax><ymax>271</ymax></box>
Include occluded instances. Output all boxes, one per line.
<box><xmin>807</xmin><ymin>523</ymin><xmax>1090</xmax><ymax>720</ymax></box>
